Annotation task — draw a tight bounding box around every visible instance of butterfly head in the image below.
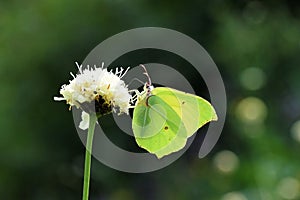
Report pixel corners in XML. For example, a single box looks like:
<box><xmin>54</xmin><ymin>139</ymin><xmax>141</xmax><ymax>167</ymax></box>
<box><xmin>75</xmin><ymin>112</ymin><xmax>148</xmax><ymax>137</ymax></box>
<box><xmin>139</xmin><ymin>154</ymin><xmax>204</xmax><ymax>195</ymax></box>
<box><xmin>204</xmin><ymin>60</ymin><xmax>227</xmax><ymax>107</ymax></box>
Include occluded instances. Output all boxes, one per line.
<box><xmin>143</xmin><ymin>83</ymin><xmax>153</xmax><ymax>96</ymax></box>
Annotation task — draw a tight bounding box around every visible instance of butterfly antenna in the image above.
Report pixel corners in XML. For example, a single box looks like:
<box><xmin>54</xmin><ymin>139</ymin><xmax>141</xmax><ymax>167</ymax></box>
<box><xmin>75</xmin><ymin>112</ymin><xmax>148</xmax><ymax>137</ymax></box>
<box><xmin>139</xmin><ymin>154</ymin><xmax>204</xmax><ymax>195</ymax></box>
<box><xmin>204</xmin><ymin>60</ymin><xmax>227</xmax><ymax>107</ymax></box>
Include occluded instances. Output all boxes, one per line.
<box><xmin>140</xmin><ymin>64</ymin><xmax>152</xmax><ymax>87</ymax></box>
<box><xmin>140</xmin><ymin>64</ymin><xmax>154</xmax><ymax>98</ymax></box>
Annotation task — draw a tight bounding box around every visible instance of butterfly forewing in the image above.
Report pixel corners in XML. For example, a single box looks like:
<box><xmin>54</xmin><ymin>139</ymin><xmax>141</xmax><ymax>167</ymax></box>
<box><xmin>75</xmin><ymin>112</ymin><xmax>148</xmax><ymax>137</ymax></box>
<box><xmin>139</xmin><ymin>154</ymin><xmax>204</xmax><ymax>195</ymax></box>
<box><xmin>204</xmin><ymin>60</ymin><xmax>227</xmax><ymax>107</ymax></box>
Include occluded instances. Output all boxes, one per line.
<box><xmin>132</xmin><ymin>87</ymin><xmax>218</xmax><ymax>158</ymax></box>
<box><xmin>152</xmin><ymin>87</ymin><xmax>218</xmax><ymax>137</ymax></box>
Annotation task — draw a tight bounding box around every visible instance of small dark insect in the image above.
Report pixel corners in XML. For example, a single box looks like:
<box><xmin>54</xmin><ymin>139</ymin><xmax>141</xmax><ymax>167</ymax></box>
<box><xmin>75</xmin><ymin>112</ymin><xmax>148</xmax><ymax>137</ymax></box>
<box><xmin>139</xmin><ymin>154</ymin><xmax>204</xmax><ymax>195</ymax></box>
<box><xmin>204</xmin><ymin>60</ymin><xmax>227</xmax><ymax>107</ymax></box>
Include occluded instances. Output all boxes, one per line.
<box><xmin>182</xmin><ymin>101</ymin><xmax>185</xmax><ymax>105</ymax></box>
<box><xmin>164</xmin><ymin>126</ymin><xmax>169</xmax><ymax>130</ymax></box>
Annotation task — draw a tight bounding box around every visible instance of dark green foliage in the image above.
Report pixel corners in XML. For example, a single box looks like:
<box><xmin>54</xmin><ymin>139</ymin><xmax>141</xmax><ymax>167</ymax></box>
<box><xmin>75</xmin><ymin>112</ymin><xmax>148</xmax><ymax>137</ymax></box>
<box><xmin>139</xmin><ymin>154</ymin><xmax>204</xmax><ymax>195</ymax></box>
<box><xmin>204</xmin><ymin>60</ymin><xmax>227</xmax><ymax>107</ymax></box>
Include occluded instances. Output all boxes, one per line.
<box><xmin>1</xmin><ymin>0</ymin><xmax>300</xmax><ymax>199</ymax></box>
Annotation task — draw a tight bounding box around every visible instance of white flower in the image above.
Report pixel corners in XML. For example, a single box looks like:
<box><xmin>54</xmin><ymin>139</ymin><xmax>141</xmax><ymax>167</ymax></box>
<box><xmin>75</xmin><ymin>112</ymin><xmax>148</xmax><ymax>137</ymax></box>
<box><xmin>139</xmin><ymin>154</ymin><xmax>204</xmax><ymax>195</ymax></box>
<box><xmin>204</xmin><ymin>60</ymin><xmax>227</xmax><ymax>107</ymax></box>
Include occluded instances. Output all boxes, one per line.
<box><xmin>54</xmin><ymin>62</ymin><xmax>132</xmax><ymax>116</ymax></box>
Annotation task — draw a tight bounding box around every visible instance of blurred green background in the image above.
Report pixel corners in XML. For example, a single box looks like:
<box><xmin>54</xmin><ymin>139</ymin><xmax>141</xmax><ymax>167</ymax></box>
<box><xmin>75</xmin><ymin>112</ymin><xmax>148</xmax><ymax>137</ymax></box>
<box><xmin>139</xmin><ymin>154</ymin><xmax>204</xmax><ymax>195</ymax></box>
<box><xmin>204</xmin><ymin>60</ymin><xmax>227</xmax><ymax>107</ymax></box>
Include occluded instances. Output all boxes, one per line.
<box><xmin>1</xmin><ymin>0</ymin><xmax>300</xmax><ymax>199</ymax></box>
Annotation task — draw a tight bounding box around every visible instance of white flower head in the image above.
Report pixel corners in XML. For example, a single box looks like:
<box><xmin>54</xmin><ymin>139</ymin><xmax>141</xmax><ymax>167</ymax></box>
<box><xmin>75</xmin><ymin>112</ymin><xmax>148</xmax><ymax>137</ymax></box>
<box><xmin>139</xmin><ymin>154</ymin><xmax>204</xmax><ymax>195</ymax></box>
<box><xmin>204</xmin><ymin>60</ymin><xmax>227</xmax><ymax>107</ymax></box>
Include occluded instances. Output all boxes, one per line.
<box><xmin>54</xmin><ymin>62</ymin><xmax>132</xmax><ymax>116</ymax></box>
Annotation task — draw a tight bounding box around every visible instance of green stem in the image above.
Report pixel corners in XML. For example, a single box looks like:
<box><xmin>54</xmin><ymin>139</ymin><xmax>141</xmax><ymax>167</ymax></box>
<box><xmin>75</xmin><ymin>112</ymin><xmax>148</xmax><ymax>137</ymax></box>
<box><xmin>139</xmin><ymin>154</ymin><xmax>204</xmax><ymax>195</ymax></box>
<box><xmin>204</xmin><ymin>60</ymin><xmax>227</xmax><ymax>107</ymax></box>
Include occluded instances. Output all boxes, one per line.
<box><xmin>82</xmin><ymin>113</ymin><xmax>97</xmax><ymax>200</ymax></box>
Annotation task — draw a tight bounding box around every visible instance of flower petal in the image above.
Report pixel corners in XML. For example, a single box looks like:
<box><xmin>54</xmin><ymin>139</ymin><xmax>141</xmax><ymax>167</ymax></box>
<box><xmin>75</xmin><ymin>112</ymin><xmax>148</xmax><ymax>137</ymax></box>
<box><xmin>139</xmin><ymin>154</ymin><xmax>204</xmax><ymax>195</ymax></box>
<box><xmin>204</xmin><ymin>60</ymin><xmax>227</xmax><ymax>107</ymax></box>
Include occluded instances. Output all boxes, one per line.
<box><xmin>54</xmin><ymin>97</ymin><xmax>65</xmax><ymax>101</ymax></box>
<box><xmin>79</xmin><ymin>111</ymin><xmax>90</xmax><ymax>130</ymax></box>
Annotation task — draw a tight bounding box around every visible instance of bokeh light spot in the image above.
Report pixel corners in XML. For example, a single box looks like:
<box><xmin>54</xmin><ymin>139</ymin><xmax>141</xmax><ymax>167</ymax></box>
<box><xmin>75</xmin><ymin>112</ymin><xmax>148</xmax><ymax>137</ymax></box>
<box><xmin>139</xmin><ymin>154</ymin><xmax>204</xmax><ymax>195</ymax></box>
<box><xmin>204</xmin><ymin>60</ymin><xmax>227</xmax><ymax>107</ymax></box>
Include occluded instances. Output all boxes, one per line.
<box><xmin>277</xmin><ymin>177</ymin><xmax>300</xmax><ymax>199</ymax></box>
<box><xmin>213</xmin><ymin>150</ymin><xmax>239</xmax><ymax>174</ymax></box>
<box><xmin>240</xmin><ymin>67</ymin><xmax>266</xmax><ymax>91</ymax></box>
<box><xmin>291</xmin><ymin>120</ymin><xmax>300</xmax><ymax>143</ymax></box>
<box><xmin>221</xmin><ymin>191</ymin><xmax>248</xmax><ymax>200</ymax></box>
<box><xmin>236</xmin><ymin>97</ymin><xmax>267</xmax><ymax>124</ymax></box>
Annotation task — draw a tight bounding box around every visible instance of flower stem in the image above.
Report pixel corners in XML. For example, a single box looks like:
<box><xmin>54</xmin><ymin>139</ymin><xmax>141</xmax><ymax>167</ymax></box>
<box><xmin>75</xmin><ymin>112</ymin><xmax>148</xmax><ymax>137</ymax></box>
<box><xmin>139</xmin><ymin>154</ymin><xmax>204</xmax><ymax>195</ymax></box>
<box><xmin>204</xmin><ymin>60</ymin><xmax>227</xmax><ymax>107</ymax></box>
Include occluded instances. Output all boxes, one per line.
<box><xmin>82</xmin><ymin>113</ymin><xmax>97</xmax><ymax>200</ymax></box>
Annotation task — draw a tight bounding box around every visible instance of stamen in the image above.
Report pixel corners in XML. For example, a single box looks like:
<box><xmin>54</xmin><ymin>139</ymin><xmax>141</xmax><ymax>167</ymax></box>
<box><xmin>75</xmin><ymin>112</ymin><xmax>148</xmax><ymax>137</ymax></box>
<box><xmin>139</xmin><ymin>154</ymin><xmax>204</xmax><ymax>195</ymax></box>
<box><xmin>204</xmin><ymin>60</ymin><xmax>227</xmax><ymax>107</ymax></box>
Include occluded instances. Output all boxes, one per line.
<box><xmin>70</xmin><ymin>72</ymin><xmax>76</xmax><ymax>79</ymax></box>
<box><xmin>114</xmin><ymin>67</ymin><xmax>118</xmax><ymax>75</ymax></box>
<box><xmin>119</xmin><ymin>67</ymin><xmax>130</xmax><ymax>79</ymax></box>
<box><xmin>75</xmin><ymin>62</ymin><xmax>83</xmax><ymax>74</ymax></box>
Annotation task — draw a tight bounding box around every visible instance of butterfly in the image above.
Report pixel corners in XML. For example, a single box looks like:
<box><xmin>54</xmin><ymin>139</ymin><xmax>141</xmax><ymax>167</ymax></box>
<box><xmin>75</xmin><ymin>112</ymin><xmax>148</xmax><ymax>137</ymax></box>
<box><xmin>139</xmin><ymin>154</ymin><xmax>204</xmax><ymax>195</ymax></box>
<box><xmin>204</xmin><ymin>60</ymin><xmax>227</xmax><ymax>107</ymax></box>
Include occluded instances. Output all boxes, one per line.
<box><xmin>132</xmin><ymin>65</ymin><xmax>218</xmax><ymax>158</ymax></box>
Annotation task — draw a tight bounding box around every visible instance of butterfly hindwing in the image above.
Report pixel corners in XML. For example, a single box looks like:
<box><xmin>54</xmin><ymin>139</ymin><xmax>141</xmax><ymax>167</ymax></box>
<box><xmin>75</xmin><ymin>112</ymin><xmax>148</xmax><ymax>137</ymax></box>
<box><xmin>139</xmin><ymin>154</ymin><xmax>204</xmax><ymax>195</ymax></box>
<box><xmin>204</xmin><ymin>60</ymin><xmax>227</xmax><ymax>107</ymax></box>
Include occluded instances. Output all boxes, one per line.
<box><xmin>132</xmin><ymin>93</ymin><xmax>187</xmax><ymax>157</ymax></box>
